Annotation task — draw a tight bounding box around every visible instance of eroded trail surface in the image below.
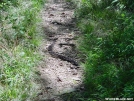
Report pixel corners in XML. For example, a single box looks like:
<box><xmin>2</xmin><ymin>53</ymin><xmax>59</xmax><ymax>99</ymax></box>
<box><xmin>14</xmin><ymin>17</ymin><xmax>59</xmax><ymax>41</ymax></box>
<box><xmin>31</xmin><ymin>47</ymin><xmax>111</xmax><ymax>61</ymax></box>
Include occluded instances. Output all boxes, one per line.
<box><xmin>37</xmin><ymin>0</ymin><xmax>83</xmax><ymax>100</ymax></box>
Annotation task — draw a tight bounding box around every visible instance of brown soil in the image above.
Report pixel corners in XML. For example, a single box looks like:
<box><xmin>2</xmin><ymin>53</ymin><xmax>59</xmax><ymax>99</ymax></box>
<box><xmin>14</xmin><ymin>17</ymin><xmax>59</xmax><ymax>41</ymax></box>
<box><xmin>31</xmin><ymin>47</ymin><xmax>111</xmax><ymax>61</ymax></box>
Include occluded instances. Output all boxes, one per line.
<box><xmin>36</xmin><ymin>0</ymin><xmax>84</xmax><ymax>101</ymax></box>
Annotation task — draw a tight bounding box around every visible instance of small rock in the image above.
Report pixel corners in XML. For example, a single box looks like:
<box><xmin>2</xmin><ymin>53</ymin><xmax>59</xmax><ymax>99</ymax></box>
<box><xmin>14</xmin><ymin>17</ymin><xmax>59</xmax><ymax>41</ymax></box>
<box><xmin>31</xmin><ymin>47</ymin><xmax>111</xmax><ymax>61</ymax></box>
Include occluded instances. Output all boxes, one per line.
<box><xmin>73</xmin><ymin>73</ymin><xmax>77</xmax><ymax>75</ymax></box>
<box><xmin>65</xmin><ymin>39</ymin><xmax>69</xmax><ymax>42</ymax></box>
<box><xmin>70</xmin><ymin>66</ymin><xmax>74</xmax><ymax>69</ymax></box>
<box><xmin>67</xmin><ymin>68</ymin><xmax>71</xmax><ymax>72</ymax></box>
<box><xmin>61</xmin><ymin>12</ymin><xmax>65</xmax><ymax>15</ymax></box>
<box><xmin>72</xmin><ymin>77</ymin><xmax>81</xmax><ymax>81</ymax></box>
<box><xmin>49</xmin><ymin>14</ymin><xmax>54</xmax><ymax>16</ymax></box>
<box><xmin>60</xmin><ymin>15</ymin><xmax>66</xmax><ymax>17</ymax></box>
<box><xmin>59</xmin><ymin>63</ymin><xmax>63</xmax><ymax>66</ymax></box>
<box><xmin>69</xmin><ymin>34</ymin><xmax>73</xmax><ymax>37</ymax></box>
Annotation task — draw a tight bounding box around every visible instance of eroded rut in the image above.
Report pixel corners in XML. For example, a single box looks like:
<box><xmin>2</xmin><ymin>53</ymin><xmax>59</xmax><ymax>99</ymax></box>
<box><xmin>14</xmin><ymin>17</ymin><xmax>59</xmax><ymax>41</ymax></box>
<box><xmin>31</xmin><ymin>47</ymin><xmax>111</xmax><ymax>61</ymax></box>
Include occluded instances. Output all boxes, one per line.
<box><xmin>36</xmin><ymin>0</ymin><xmax>83</xmax><ymax>101</ymax></box>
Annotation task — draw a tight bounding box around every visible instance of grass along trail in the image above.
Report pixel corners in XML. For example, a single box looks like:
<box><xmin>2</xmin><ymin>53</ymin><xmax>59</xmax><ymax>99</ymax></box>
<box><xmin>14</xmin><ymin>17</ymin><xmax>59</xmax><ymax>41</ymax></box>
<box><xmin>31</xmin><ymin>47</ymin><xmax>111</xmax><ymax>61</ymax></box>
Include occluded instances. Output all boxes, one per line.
<box><xmin>36</xmin><ymin>0</ymin><xmax>84</xmax><ymax>101</ymax></box>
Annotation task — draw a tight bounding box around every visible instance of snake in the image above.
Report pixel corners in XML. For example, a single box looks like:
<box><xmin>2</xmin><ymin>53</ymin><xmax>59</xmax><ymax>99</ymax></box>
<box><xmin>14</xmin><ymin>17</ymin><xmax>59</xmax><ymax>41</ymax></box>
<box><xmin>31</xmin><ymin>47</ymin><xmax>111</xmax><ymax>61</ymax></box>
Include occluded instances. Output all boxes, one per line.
<box><xmin>48</xmin><ymin>41</ymin><xmax>79</xmax><ymax>66</ymax></box>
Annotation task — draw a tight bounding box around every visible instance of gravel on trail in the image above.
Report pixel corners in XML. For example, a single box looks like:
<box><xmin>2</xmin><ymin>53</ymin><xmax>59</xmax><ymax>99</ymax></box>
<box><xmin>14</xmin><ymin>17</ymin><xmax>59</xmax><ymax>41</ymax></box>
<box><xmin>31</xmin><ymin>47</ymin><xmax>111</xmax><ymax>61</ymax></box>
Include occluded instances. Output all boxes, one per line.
<box><xmin>36</xmin><ymin>0</ymin><xmax>84</xmax><ymax>101</ymax></box>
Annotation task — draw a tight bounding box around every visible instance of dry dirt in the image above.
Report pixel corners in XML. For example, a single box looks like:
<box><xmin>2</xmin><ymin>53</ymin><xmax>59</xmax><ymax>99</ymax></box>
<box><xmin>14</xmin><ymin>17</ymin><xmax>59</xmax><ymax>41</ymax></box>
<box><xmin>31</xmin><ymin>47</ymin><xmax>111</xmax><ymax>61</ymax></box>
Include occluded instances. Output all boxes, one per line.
<box><xmin>36</xmin><ymin>0</ymin><xmax>84</xmax><ymax>101</ymax></box>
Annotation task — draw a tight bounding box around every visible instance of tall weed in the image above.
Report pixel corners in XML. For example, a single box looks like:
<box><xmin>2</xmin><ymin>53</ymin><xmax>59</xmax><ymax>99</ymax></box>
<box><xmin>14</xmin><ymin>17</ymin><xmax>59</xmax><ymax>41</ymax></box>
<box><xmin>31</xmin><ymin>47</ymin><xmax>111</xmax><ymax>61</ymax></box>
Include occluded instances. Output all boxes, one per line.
<box><xmin>0</xmin><ymin>0</ymin><xmax>45</xmax><ymax>100</ymax></box>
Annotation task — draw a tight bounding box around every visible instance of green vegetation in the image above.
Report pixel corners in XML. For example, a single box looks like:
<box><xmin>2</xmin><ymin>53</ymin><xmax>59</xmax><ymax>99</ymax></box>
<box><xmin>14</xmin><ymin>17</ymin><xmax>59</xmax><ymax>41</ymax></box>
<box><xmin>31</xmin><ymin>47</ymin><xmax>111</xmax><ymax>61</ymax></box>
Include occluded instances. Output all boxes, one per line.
<box><xmin>1</xmin><ymin>0</ymin><xmax>134</xmax><ymax>100</ymax></box>
<box><xmin>74</xmin><ymin>0</ymin><xmax>134</xmax><ymax>100</ymax></box>
<box><xmin>0</xmin><ymin>0</ymin><xmax>45</xmax><ymax>100</ymax></box>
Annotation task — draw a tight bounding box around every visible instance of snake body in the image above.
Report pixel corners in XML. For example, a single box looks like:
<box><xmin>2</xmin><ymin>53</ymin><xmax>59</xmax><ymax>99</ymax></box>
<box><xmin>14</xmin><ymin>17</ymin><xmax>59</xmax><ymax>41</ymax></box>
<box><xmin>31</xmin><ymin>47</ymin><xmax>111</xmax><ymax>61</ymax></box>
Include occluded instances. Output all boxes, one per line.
<box><xmin>48</xmin><ymin>41</ymin><xmax>79</xmax><ymax>66</ymax></box>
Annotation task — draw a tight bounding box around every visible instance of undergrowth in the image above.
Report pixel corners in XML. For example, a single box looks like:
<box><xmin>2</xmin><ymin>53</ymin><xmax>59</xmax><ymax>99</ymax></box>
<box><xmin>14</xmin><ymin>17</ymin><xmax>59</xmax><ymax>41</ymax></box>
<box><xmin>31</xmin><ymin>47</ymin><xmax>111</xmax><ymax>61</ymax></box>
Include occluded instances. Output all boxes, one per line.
<box><xmin>74</xmin><ymin>0</ymin><xmax>134</xmax><ymax>100</ymax></box>
<box><xmin>0</xmin><ymin>0</ymin><xmax>45</xmax><ymax>100</ymax></box>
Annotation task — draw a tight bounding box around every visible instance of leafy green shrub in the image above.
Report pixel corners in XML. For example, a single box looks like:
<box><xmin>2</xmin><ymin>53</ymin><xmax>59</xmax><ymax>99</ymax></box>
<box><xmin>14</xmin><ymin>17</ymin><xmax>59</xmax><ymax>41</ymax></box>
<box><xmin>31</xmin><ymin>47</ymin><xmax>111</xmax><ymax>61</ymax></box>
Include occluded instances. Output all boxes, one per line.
<box><xmin>75</xmin><ymin>0</ymin><xmax>134</xmax><ymax>100</ymax></box>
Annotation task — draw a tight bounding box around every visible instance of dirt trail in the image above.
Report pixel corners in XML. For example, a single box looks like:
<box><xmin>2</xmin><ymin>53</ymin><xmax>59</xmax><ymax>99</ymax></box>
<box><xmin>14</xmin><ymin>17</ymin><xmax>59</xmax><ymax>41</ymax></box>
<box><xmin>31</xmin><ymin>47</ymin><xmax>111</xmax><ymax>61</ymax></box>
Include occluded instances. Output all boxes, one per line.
<box><xmin>36</xmin><ymin>0</ymin><xmax>83</xmax><ymax>100</ymax></box>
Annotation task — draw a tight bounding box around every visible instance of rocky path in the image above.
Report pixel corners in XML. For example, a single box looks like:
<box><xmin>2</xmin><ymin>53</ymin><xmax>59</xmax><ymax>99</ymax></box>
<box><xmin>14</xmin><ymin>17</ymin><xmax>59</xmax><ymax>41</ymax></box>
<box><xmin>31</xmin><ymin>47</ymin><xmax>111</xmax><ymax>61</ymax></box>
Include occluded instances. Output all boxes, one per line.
<box><xmin>36</xmin><ymin>0</ymin><xmax>83</xmax><ymax>100</ymax></box>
